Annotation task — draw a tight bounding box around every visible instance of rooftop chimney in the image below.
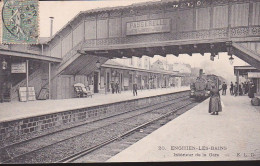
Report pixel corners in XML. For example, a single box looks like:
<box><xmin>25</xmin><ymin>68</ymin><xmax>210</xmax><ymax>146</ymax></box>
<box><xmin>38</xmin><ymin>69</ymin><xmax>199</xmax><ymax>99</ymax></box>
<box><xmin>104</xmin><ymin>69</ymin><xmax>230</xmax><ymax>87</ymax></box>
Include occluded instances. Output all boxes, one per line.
<box><xmin>49</xmin><ymin>17</ymin><xmax>54</xmax><ymax>37</ymax></box>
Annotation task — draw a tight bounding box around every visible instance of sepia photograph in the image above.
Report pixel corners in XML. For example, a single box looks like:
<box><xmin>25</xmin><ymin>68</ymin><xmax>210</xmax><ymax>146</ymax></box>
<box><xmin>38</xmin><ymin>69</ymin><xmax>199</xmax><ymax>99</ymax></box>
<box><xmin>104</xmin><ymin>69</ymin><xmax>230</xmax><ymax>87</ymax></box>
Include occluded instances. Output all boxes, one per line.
<box><xmin>0</xmin><ymin>0</ymin><xmax>260</xmax><ymax>164</ymax></box>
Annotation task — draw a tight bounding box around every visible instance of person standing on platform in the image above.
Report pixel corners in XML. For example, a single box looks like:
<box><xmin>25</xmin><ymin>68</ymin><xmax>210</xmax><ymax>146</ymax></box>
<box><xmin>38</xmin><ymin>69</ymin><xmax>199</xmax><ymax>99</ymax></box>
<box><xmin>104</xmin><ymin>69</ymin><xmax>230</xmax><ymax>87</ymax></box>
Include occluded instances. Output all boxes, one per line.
<box><xmin>252</xmin><ymin>83</ymin><xmax>257</xmax><ymax>98</ymax></box>
<box><xmin>115</xmin><ymin>81</ymin><xmax>119</xmax><ymax>94</ymax></box>
<box><xmin>230</xmin><ymin>82</ymin><xmax>234</xmax><ymax>95</ymax></box>
<box><xmin>111</xmin><ymin>81</ymin><xmax>115</xmax><ymax>94</ymax></box>
<box><xmin>242</xmin><ymin>82</ymin><xmax>246</xmax><ymax>95</ymax></box>
<box><xmin>209</xmin><ymin>85</ymin><xmax>222</xmax><ymax>115</ymax></box>
<box><xmin>133</xmin><ymin>82</ymin><xmax>138</xmax><ymax>96</ymax></box>
<box><xmin>234</xmin><ymin>82</ymin><xmax>238</xmax><ymax>96</ymax></box>
<box><xmin>245</xmin><ymin>81</ymin><xmax>249</xmax><ymax>94</ymax></box>
<box><xmin>222</xmin><ymin>82</ymin><xmax>227</xmax><ymax>95</ymax></box>
<box><xmin>248</xmin><ymin>82</ymin><xmax>256</xmax><ymax>98</ymax></box>
<box><xmin>239</xmin><ymin>83</ymin><xmax>243</xmax><ymax>96</ymax></box>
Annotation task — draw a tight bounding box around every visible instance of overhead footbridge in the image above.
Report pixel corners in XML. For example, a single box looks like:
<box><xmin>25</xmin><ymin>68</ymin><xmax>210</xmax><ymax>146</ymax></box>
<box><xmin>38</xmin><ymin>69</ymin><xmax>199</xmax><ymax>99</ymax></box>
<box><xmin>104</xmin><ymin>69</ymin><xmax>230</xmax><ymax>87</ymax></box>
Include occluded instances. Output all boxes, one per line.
<box><xmin>43</xmin><ymin>0</ymin><xmax>260</xmax><ymax>71</ymax></box>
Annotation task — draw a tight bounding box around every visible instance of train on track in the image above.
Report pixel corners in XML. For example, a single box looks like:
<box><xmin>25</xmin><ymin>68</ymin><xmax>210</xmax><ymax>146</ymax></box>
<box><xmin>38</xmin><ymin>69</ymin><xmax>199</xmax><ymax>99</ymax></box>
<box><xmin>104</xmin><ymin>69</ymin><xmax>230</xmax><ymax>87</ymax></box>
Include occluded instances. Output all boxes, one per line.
<box><xmin>190</xmin><ymin>69</ymin><xmax>223</xmax><ymax>101</ymax></box>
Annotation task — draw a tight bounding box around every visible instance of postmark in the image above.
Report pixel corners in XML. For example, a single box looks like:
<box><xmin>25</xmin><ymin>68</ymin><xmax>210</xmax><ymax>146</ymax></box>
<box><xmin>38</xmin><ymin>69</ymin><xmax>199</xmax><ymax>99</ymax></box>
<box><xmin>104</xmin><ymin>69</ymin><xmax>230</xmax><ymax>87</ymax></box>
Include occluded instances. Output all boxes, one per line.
<box><xmin>1</xmin><ymin>0</ymin><xmax>39</xmax><ymax>44</ymax></box>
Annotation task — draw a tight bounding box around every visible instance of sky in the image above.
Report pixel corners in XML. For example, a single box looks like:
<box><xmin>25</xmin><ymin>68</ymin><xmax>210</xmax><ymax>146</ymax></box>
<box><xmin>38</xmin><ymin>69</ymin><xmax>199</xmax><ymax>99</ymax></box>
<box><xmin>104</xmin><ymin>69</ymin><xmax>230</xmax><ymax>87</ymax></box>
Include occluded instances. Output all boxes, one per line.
<box><xmin>39</xmin><ymin>0</ymin><xmax>157</xmax><ymax>37</ymax></box>
<box><xmin>39</xmin><ymin>0</ymin><xmax>248</xmax><ymax>83</ymax></box>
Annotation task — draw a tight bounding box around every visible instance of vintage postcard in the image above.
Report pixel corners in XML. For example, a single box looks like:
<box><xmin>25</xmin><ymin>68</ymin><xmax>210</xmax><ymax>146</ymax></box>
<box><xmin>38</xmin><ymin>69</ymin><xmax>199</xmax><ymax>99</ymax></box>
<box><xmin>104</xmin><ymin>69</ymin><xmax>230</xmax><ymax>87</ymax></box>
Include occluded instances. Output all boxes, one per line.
<box><xmin>1</xmin><ymin>0</ymin><xmax>39</xmax><ymax>44</ymax></box>
<box><xmin>0</xmin><ymin>0</ymin><xmax>259</xmax><ymax>164</ymax></box>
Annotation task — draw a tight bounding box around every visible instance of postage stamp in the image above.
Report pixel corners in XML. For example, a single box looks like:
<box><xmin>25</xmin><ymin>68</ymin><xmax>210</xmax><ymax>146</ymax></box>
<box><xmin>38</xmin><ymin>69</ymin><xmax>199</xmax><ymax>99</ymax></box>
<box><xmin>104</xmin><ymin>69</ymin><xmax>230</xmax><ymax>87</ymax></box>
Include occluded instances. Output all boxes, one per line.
<box><xmin>1</xmin><ymin>0</ymin><xmax>39</xmax><ymax>44</ymax></box>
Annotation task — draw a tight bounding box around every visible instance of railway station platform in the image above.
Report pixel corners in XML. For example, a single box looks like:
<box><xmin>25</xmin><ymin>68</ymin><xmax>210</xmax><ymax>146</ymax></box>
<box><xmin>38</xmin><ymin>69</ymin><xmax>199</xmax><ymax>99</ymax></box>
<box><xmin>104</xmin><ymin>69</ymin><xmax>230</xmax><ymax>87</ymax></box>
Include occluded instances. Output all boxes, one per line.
<box><xmin>0</xmin><ymin>86</ymin><xmax>189</xmax><ymax>122</ymax></box>
<box><xmin>107</xmin><ymin>95</ymin><xmax>260</xmax><ymax>162</ymax></box>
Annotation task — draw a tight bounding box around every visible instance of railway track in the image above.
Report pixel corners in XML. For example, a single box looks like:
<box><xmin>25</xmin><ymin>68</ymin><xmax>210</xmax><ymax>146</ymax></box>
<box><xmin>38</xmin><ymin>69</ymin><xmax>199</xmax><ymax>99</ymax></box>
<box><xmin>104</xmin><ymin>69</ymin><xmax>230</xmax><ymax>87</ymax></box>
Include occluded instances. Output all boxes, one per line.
<box><xmin>71</xmin><ymin>101</ymin><xmax>197</xmax><ymax>162</ymax></box>
<box><xmin>62</xmin><ymin>100</ymin><xmax>197</xmax><ymax>163</ymax></box>
<box><xmin>0</xmin><ymin>91</ymin><xmax>200</xmax><ymax>163</ymax></box>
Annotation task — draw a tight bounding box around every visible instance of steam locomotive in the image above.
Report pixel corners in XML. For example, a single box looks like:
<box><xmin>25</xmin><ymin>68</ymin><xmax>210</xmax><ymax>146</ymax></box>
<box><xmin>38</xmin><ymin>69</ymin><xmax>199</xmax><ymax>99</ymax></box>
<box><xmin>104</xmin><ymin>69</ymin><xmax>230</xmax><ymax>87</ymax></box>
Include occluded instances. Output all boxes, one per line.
<box><xmin>190</xmin><ymin>69</ymin><xmax>222</xmax><ymax>101</ymax></box>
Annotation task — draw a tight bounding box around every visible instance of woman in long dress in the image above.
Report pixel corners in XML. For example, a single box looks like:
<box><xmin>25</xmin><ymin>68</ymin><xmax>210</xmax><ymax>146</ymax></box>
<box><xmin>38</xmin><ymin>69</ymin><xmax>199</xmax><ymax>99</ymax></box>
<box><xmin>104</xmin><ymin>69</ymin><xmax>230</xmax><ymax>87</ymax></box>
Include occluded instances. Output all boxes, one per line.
<box><xmin>248</xmin><ymin>83</ymin><xmax>256</xmax><ymax>98</ymax></box>
<box><xmin>209</xmin><ymin>85</ymin><xmax>222</xmax><ymax>115</ymax></box>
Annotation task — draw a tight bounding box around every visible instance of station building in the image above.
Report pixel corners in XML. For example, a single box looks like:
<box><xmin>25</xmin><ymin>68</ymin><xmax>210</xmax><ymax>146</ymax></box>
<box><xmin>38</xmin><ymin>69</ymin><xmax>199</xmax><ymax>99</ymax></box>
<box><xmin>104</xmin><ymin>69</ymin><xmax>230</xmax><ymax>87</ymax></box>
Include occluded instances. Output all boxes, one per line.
<box><xmin>234</xmin><ymin>66</ymin><xmax>260</xmax><ymax>96</ymax></box>
<box><xmin>99</xmin><ymin>59</ymin><xmax>182</xmax><ymax>93</ymax></box>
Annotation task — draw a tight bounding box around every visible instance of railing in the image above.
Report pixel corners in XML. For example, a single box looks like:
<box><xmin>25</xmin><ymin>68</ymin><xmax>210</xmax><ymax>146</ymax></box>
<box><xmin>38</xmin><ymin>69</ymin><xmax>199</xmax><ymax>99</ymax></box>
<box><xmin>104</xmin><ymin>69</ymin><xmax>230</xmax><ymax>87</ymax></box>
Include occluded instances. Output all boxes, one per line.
<box><xmin>82</xmin><ymin>26</ymin><xmax>260</xmax><ymax>48</ymax></box>
<box><xmin>230</xmin><ymin>26</ymin><xmax>260</xmax><ymax>38</ymax></box>
<box><xmin>62</xmin><ymin>40</ymin><xmax>85</xmax><ymax>62</ymax></box>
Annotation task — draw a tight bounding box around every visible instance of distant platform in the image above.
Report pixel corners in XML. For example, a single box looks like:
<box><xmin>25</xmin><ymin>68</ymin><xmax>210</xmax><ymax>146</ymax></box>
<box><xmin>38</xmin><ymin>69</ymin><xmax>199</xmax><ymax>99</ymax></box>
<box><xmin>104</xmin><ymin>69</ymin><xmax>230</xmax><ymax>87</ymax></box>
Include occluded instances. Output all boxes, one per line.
<box><xmin>107</xmin><ymin>94</ymin><xmax>260</xmax><ymax>162</ymax></box>
<box><xmin>0</xmin><ymin>87</ymin><xmax>189</xmax><ymax>123</ymax></box>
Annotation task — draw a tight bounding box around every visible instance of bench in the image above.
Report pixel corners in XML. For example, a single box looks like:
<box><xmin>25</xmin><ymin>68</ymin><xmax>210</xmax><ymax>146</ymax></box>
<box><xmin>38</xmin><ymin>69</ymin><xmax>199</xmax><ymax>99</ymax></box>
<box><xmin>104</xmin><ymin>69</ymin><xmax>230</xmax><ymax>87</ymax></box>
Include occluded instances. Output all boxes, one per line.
<box><xmin>74</xmin><ymin>83</ymin><xmax>93</xmax><ymax>98</ymax></box>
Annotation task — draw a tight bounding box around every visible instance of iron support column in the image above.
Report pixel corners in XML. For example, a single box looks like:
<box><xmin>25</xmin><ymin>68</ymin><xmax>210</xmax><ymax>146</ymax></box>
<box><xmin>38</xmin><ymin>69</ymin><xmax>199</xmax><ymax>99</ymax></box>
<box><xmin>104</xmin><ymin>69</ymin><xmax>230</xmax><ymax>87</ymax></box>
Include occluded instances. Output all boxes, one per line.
<box><xmin>49</xmin><ymin>63</ymin><xmax>51</xmax><ymax>99</ymax></box>
<box><xmin>26</xmin><ymin>60</ymin><xmax>29</xmax><ymax>102</ymax></box>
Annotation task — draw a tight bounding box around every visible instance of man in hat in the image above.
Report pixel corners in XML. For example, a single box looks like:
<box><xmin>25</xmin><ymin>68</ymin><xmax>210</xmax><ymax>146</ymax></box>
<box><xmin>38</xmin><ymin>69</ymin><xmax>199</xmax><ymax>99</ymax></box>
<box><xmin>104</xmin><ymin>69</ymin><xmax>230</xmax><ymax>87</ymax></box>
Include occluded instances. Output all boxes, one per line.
<box><xmin>222</xmin><ymin>82</ymin><xmax>227</xmax><ymax>95</ymax></box>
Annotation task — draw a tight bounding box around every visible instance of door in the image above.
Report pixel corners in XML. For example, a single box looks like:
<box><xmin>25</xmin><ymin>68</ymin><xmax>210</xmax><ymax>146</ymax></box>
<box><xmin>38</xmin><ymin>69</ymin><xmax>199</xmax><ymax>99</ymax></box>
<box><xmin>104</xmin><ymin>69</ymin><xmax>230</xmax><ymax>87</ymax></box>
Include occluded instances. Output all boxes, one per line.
<box><xmin>0</xmin><ymin>65</ymin><xmax>11</xmax><ymax>102</ymax></box>
<box><xmin>0</xmin><ymin>70</ymin><xmax>7</xmax><ymax>102</ymax></box>
<box><xmin>94</xmin><ymin>72</ymin><xmax>99</xmax><ymax>93</ymax></box>
<box><xmin>59</xmin><ymin>75</ymin><xmax>74</xmax><ymax>99</ymax></box>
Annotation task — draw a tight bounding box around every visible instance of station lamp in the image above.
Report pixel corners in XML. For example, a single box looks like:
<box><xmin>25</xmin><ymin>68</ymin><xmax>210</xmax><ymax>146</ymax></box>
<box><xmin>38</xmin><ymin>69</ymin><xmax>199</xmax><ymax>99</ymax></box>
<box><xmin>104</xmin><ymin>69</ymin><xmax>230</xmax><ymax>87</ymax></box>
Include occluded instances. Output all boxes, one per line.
<box><xmin>2</xmin><ymin>58</ymin><xmax>7</xmax><ymax>70</ymax></box>
<box><xmin>96</xmin><ymin>60</ymin><xmax>101</xmax><ymax>69</ymax></box>
<box><xmin>229</xmin><ymin>55</ymin><xmax>234</xmax><ymax>65</ymax></box>
<box><xmin>226</xmin><ymin>42</ymin><xmax>234</xmax><ymax>65</ymax></box>
<box><xmin>210</xmin><ymin>53</ymin><xmax>215</xmax><ymax>61</ymax></box>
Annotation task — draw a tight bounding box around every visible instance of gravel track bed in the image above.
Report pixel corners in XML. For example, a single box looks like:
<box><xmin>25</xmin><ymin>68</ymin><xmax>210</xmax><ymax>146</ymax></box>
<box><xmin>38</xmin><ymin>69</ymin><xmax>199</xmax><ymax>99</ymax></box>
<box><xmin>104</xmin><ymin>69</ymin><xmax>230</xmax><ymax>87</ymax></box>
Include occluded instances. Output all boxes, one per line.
<box><xmin>5</xmin><ymin>96</ymin><xmax>190</xmax><ymax>163</ymax></box>
<box><xmin>152</xmin><ymin>100</ymin><xmax>191</xmax><ymax>115</ymax></box>
<box><xmin>10</xmin><ymin>122</ymin><xmax>135</xmax><ymax>163</ymax></box>
<box><xmin>6</xmin><ymin>126</ymin><xmax>94</xmax><ymax>157</ymax></box>
<box><xmin>120</xmin><ymin>100</ymin><xmax>191</xmax><ymax>126</ymax></box>
<box><xmin>120</xmin><ymin>113</ymin><xmax>161</xmax><ymax>127</ymax></box>
<box><xmin>0</xmin><ymin>149</ymin><xmax>10</xmax><ymax>162</ymax></box>
<box><xmin>72</xmin><ymin>102</ymin><xmax>198</xmax><ymax>163</ymax></box>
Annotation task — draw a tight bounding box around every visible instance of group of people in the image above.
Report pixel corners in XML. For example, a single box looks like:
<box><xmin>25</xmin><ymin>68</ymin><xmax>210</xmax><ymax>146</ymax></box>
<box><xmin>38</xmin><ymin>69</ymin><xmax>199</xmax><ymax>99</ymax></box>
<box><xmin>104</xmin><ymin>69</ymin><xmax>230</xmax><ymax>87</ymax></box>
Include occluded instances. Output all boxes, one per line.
<box><xmin>110</xmin><ymin>81</ymin><xmax>138</xmax><ymax>96</ymax></box>
<box><xmin>110</xmin><ymin>81</ymin><xmax>120</xmax><ymax>94</ymax></box>
<box><xmin>209</xmin><ymin>80</ymin><xmax>257</xmax><ymax>116</ymax></box>
<box><xmin>229</xmin><ymin>81</ymin><xmax>256</xmax><ymax>98</ymax></box>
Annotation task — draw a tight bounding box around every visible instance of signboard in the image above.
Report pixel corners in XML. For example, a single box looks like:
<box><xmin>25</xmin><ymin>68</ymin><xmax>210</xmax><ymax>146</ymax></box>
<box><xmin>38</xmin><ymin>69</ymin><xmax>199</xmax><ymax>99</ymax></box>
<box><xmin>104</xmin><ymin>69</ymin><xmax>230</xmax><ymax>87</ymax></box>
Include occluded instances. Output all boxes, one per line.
<box><xmin>248</xmin><ymin>72</ymin><xmax>260</xmax><ymax>78</ymax></box>
<box><xmin>126</xmin><ymin>18</ymin><xmax>171</xmax><ymax>35</ymax></box>
<box><xmin>11</xmin><ymin>62</ymin><xmax>26</xmax><ymax>73</ymax></box>
<box><xmin>18</xmin><ymin>87</ymin><xmax>36</xmax><ymax>102</ymax></box>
